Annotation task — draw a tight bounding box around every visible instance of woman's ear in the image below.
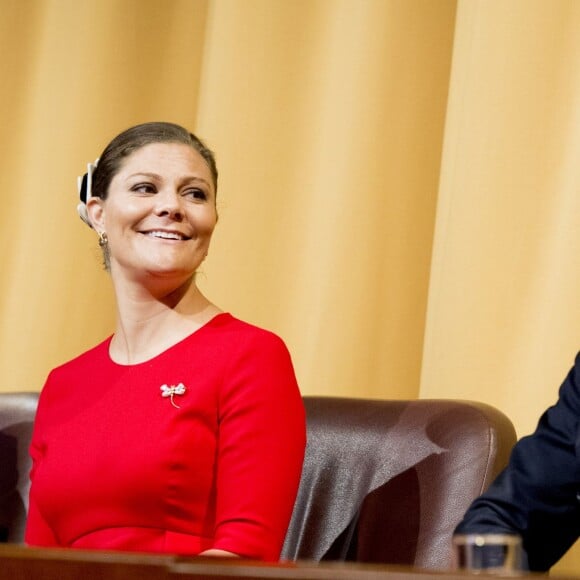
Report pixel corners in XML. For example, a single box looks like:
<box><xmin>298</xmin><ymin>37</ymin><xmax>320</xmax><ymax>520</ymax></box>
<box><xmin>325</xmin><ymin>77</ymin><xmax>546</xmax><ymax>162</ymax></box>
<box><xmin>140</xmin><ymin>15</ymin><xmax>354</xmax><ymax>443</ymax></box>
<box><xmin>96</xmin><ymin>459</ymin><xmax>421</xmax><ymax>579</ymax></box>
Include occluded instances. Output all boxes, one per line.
<box><xmin>86</xmin><ymin>198</ymin><xmax>105</xmax><ymax>232</ymax></box>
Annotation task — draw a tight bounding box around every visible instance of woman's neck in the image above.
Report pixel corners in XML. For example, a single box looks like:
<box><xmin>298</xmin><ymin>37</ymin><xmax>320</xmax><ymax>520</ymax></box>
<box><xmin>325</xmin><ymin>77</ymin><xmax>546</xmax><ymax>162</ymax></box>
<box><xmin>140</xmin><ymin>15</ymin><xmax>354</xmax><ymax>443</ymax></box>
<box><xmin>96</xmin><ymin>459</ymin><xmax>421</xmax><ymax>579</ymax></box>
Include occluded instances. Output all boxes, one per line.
<box><xmin>109</xmin><ymin>275</ymin><xmax>222</xmax><ymax>365</ymax></box>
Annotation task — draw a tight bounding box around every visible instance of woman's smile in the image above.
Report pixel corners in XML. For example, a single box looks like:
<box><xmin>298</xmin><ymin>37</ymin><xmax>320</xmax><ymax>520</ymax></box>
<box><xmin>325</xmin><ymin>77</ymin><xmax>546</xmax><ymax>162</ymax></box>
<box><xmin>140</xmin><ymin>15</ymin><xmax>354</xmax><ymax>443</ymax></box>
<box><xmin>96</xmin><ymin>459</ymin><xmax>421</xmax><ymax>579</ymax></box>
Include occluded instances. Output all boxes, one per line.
<box><xmin>140</xmin><ymin>229</ymin><xmax>192</xmax><ymax>241</ymax></box>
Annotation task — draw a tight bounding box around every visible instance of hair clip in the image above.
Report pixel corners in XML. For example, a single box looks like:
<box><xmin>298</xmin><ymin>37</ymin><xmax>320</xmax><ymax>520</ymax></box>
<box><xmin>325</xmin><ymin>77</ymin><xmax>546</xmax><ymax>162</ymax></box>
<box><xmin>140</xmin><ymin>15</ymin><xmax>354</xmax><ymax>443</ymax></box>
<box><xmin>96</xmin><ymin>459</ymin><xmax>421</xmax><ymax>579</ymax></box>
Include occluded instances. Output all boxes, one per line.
<box><xmin>76</xmin><ymin>159</ymin><xmax>99</xmax><ymax>228</ymax></box>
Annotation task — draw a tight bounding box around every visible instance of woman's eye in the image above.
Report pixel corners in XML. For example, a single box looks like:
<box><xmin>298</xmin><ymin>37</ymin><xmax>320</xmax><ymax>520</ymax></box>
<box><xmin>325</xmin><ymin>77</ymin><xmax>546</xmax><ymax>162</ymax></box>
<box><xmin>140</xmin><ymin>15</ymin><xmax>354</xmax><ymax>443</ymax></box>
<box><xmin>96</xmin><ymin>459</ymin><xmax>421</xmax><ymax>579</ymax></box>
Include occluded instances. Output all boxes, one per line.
<box><xmin>184</xmin><ymin>188</ymin><xmax>207</xmax><ymax>201</ymax></box>
<box><xmin>132</xmin><ymin>183</ymin><xmax>156</xmax><ymax>194</ymax></box>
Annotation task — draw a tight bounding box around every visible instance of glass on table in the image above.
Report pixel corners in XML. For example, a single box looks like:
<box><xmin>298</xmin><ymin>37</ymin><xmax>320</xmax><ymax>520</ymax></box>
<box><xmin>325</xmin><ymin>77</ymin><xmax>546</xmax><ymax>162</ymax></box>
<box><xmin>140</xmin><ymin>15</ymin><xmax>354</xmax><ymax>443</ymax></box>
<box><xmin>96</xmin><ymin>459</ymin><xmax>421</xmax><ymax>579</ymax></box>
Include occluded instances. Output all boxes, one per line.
<box><xmin>452</xmin><ymin>533</ymin><xmax>523</xmax><ymax>575</ymax></box>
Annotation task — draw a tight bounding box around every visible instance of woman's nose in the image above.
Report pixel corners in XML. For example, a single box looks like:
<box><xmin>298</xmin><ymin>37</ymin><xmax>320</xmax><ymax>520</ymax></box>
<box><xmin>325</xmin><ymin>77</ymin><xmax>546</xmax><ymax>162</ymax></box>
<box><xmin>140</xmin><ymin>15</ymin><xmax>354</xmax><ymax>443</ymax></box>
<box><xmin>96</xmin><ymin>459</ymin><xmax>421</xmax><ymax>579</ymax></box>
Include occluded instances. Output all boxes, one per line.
<box><xmin>155</xmin><ymin>189</ymin><xmax>183</xmax><ymax>220</ymax></box>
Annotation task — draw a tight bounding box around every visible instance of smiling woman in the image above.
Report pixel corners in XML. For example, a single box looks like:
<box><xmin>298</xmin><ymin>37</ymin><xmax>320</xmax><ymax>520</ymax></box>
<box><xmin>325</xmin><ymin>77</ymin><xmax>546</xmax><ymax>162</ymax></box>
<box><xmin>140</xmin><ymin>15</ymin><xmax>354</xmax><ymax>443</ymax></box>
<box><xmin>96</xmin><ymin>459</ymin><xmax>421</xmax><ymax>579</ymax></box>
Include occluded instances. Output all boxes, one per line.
<box><xmin>89</xmin><ymin>141</ymin><xmax>218</xmax><ymax>302</ymax></box>
<box><xmin>24</xmin><ymin>122</ymin><xmax>306</xmax><ymax>561</ymax></box>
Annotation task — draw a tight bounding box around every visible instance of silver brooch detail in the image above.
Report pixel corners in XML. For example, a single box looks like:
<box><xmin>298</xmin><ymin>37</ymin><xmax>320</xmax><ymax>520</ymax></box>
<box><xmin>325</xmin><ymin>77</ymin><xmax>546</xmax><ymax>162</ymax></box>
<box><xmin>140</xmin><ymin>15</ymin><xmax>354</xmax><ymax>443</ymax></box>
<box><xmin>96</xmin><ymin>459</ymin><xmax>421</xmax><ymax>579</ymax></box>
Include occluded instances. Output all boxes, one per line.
<box><xmin>160</xmin><ymin>383</ymin><xmax>187</xmax><ymax>408</ymax></box>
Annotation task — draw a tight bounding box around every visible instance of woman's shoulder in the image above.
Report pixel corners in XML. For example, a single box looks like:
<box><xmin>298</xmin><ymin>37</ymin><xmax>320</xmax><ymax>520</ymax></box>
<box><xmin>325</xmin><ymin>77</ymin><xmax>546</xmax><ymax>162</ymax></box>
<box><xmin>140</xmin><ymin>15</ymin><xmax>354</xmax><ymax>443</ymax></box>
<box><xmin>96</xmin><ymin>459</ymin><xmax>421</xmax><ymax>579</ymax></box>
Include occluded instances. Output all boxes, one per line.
<box><xmin>208</xmin><ymin>313</ymin><xmax>287</xmax><ymax>346</ymax></box>
<box><xmin>46</xmin><ymin>336</ymin><xmax>113</xmax><ymax>380</ymax></box>
<box><xmin>203</xmin><ymin>313</ymin><xmax>294</xmax><ymax>367</ymax></box>
<box><xmin>37</xmin><ymin>337</ymin><xmax>114</xmax><ymax>408</ymax></box>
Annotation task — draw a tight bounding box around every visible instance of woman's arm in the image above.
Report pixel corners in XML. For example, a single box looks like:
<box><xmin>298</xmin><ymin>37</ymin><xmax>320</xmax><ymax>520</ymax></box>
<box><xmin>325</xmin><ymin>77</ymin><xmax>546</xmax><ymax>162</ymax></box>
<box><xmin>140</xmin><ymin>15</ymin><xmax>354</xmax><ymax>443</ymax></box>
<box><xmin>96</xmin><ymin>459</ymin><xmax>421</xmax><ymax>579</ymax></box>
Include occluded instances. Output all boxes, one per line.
<box><xmin>211</xmin><ymin>330</ymin><xmax>306</xmax><ymax>561</ymax></box>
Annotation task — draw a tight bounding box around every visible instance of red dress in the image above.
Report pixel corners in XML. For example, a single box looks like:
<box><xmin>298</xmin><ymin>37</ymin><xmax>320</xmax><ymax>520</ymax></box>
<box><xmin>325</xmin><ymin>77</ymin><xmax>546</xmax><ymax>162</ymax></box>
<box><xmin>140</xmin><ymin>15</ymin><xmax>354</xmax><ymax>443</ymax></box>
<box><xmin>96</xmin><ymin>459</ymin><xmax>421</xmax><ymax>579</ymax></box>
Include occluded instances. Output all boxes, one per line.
<box><xmin>25</xmin><ymin>313</ymin><xmax>306</xmax><ymax>561</ymax></box>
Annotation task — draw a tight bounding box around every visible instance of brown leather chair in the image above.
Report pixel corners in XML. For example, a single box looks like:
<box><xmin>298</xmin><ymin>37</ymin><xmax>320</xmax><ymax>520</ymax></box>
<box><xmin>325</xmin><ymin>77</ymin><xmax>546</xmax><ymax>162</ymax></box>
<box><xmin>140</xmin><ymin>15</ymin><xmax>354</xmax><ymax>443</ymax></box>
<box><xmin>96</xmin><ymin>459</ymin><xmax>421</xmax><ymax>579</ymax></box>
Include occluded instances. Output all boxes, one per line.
<box><xmin>281</xmin><ymin>397</ymin><xmax>517</xmax><ymax>569</ymax></box>
<box><xmin>0</xmin><ymin>392</ymin><xmax>38</xmax><ymax>544</ymax></box>
<box><xmin>0</xmin><ymin>392</ymin><xmax>516</xmax><ymax>570</ymax></box>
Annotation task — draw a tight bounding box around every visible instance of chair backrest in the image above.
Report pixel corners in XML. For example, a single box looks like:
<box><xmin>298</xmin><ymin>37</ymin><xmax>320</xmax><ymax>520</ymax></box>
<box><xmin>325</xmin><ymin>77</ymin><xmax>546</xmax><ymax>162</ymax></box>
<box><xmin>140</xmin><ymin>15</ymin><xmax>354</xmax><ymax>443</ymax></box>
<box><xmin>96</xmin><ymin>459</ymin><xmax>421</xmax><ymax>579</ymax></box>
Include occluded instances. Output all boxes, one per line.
<box><xmin>282</xmin><ymin>397</ymin><xmax>517</xmax><ymax>569</ymax></box>
<box><xmin>0</xmin><ymin>392</ymin><xmax>517</xmax><ymax>566</ymax></box>
<box><xmin>0</xmin><ymin>392</ymin><xmax>39</xmax><ymax>544</ymax></box>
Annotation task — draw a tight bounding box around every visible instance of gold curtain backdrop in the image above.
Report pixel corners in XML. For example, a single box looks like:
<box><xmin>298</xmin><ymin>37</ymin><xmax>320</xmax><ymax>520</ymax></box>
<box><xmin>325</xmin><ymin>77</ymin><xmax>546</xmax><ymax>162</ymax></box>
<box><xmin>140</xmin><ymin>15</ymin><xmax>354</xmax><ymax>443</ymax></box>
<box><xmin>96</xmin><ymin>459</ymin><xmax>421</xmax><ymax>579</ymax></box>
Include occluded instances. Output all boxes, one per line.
<box><xmin>1</xmin><ymin>0</ymin><xmax>579</xmax><ymax>572</ymax></box>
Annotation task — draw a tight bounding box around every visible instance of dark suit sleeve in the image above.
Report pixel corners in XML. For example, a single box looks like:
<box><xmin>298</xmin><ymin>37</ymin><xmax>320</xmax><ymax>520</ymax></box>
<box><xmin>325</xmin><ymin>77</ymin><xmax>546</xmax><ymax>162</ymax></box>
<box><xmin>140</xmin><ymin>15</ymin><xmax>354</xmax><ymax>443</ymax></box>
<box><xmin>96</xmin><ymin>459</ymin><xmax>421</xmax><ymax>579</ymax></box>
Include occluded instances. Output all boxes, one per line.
<box><xmin>455</xmin><ymin>353</ymin><xmax>580</xmax><ymax>572</ymax></box>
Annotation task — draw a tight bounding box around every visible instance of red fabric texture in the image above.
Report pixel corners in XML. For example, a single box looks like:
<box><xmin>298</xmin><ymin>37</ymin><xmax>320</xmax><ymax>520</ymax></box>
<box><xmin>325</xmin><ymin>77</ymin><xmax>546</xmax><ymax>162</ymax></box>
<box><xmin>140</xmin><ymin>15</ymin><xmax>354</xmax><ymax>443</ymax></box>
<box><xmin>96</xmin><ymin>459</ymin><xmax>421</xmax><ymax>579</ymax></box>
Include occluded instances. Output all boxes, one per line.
<box><xmin>25</xmin><ymin>313</ymin><xmax>306</xmax><ymax>561</ymax></box>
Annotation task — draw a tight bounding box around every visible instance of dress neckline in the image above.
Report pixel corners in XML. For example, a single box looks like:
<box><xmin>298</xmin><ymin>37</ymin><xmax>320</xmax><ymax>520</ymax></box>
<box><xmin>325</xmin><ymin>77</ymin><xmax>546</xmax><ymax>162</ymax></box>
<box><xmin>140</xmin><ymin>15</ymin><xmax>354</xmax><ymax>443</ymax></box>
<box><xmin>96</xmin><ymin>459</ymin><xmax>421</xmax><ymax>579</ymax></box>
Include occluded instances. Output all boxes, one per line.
<box><xmin>105</xmin><ymin>312</ymin><xmax>231</xmax><ymax>368</ymax></box>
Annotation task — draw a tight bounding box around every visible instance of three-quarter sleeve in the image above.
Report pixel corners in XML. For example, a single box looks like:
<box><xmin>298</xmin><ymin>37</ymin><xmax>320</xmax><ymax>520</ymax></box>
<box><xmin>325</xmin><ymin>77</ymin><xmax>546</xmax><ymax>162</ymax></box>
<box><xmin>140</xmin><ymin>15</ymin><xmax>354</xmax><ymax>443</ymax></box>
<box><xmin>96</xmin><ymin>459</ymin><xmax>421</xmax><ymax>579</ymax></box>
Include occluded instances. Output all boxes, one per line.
<box><xmin>25</xmin><ymin>382</ymin><xmax>59</xmax><ymax>547</ymax></box>
<box><xmin>212</xmin><ymin>330</ymin><xmax>306</xmax><ymax>560</ymax></box>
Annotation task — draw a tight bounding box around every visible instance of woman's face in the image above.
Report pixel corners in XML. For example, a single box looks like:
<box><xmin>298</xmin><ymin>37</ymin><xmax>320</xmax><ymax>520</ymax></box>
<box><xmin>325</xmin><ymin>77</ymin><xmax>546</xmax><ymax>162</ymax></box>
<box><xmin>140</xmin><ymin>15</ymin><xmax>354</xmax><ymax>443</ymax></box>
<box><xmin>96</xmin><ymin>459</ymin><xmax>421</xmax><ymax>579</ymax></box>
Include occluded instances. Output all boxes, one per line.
<box><xmin>87</xmin><ymin>142</ymin><xmax>217</xmax><ymax>285</ymax></box>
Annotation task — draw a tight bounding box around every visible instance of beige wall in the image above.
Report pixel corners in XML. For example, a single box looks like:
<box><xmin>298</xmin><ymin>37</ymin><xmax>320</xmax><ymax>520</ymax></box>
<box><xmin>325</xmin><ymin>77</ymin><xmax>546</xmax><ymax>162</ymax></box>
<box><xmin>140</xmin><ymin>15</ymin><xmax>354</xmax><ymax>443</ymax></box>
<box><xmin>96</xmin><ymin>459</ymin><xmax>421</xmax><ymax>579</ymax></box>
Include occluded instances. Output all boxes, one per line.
<box><xmin>1</xmin><ymin>0</ymin><xmax>579</xmax><ymax>573</ymax></box>
<box><xmin>420</xmin><ymin>0</ymin><xmax>580</xmax><ymax>438</ymax></box>
<box><xmin>0</xmin><ymin>0</ymin><xmax>210</xmax><ymax>389</ymax></box>
<box><xmin>196</xmin><ymin>0</ymin><xmax>456</xmax><ymax>400</ymax></box>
